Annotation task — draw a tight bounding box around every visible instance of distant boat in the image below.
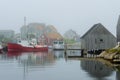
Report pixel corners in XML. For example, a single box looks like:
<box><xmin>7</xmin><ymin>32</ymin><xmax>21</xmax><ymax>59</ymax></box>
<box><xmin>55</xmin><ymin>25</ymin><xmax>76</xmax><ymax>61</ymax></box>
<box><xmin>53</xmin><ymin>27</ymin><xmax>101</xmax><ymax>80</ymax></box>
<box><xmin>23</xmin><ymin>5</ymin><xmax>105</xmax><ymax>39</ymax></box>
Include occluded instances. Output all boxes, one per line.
<box><xmin>52</xmin><ymin>40</ymin><xmax>64</xmax><ymax>50</ymax></box>
<box><xmin>7</xmin><ymin>39</ymin><xmax>48</xmax><ymax>52</ymax></box>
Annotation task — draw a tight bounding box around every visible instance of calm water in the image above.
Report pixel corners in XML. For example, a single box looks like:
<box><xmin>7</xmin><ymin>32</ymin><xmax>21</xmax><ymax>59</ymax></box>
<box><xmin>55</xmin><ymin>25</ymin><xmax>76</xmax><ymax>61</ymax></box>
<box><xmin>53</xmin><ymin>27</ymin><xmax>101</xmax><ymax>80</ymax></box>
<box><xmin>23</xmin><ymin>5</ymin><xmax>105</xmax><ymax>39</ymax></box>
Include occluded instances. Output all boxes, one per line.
<box><xmin>0</xmin><ymin>50</ymin><xmax>119</xmax><ymax>80</ymax></box>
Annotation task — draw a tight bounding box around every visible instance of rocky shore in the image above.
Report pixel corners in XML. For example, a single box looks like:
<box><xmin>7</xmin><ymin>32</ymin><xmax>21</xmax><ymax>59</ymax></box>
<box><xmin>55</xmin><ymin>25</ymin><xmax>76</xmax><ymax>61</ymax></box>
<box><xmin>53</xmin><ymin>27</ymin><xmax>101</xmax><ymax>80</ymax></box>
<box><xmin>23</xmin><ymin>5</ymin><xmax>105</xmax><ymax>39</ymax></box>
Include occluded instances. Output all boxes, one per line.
<box><xmin>98</xmin><ymin>43</ymin><xmax>120</xmax><ymax>63</ymax></box>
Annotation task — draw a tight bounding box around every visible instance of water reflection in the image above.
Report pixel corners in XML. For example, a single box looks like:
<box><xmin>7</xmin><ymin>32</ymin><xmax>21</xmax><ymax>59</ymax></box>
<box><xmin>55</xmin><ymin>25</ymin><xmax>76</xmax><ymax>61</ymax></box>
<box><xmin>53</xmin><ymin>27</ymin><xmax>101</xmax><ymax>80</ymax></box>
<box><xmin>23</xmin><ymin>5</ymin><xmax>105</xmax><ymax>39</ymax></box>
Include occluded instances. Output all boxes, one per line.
<box><xmin>114</xmin><ymin>66</ymin><xmax>120</xmax><ymax>80</ymax></box>
<box><xmin>16</xmin><ymin>51</ymin><xmax>55</xmax><ymax>80</ymax></box>
<box><xmin>0</xmin><ymin>51</ymin><xmax>56</xmax><ymax>68</ymax></box>
<box><xmin>0</xmin><ymin>50</ymin><xmax>66</xmax><ymax>65</ymax></box>
<box><xmin>81</xmin><ymin>60</ymin><xmax>114</xmax><ymax>80</ymax></box>
<box><xmin>66</xmin><ymin>50</ymin><xmax>81</xmax><ymax>57</ymax></box>
<box><xmin>53</xmin><ymin>50</ymin><xmax>64</xmax><ymax>59</ymax></box>
<box><xmin>0</xmin><ymin>50</ymin><xmax>119</xmax><ymax>80</ymax></box>
<box><xmin>7</xmin><ymin>51</ymin><xmax>22</xmax><ymax>57</ymax></box>
<box><xmin>18</xmin><ymin>52</ymin><xmax>55</xmax><ymax>67</ymax></box>
<box><xmin>1</xmin><ymin>50</ymin><xmax>66</xmax><ymax>67</ymax></box>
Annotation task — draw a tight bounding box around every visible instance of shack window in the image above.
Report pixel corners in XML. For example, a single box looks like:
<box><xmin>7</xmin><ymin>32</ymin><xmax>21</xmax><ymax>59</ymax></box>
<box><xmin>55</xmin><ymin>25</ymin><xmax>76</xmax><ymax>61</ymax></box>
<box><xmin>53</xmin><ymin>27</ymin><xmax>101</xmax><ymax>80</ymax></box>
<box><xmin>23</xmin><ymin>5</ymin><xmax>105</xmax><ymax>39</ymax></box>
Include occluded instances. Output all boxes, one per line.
<box><xmin>100</xmin><ymin>39</ymin><xmax>103</xmax><ymax>42</ymax></box>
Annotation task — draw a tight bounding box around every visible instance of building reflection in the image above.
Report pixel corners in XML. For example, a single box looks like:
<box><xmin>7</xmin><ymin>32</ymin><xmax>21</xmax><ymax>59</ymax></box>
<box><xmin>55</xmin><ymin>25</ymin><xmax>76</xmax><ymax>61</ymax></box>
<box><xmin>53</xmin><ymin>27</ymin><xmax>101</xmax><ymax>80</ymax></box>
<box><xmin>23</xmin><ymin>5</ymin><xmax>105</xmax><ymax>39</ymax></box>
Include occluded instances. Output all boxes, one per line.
<box><xmin>0</xmin><ymin>51</ymin><xmax>56</xmax><ymax>68</ymax></box>
<box><xmin>0</xmin><ymin>50</ymin><xmax>66</xmax><ymax>67</ymax></box>
<box><xmin>116</xmin><ymin>71</ymin><xmax>120</xmax><ymax>80</ymax></box>
<box><xmin>115</xmin><ymin>66</ymin><xmax>120</xmax><ymax>80</ymax></box>
<box><xmin>0</xmin><ymin>50</ymin><xmax>66</xmax><ymax>80</ymax></box>
<box><xmin>53</xmin><ymin>50</ymin><xmax>64</xmax><ymax>59</ymax></box>
<box><xmin>0</xmin><ymin>50</ymin><xmax>66</xmax><ymax>64</ymax></box>
<box><xmin>18</xmin><ymin>51</ymin><xmax>55</xmax><ymax>67</ymax></box>
<box><xmin>81</xmin><ymin>60</ymin><xmax>113</xmax><ymax>80</ymax></box>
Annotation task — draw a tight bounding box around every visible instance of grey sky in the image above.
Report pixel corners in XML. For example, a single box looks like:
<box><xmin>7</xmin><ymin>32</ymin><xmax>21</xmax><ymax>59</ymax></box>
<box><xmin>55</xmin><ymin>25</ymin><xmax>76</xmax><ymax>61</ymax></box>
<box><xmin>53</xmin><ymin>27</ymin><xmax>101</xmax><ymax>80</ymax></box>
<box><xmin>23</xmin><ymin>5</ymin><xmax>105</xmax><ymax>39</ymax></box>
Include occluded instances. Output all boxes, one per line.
<box><xmin>0</xmin><ymin>0</ymin><xmax>120</xmax><ymax>36</ymax></box>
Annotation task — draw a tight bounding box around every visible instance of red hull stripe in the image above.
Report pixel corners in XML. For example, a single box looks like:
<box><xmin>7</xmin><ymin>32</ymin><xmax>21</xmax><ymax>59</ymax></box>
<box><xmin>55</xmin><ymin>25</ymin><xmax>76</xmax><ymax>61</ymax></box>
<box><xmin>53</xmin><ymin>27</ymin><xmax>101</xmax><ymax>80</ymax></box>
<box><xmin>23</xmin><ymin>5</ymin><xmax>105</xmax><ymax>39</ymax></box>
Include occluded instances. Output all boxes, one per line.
<box><xmin>7</xmin><ymin>43</ymin><xmax>48</xmax><ymax>52</ymax></box>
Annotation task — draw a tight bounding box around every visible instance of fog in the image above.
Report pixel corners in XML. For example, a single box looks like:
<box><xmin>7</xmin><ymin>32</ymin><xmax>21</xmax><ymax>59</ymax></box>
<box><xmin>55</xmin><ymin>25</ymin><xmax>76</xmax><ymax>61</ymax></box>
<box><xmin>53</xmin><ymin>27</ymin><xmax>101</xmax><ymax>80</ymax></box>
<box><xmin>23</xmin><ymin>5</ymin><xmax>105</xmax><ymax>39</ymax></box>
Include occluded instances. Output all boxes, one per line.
<box><xmin>0</xmin><ymin>0</ymin><xmax>119</xmax><ymax>36</ymax></box>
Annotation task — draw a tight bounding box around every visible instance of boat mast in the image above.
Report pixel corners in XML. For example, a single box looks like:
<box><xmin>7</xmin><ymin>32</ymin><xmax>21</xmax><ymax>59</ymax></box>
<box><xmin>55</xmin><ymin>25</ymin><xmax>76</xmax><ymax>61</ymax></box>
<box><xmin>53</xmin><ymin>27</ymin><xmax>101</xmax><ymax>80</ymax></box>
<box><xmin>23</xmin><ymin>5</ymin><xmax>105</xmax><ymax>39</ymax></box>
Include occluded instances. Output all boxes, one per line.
<box><xmin>24</xmin><ymin>17</ymin><xmax>29</xmax><ymax>40</ymax></box>
<box><xmin>24</xmin><ymin>16</ymin><xmax>26</xmax><ymax>26</ymax></box>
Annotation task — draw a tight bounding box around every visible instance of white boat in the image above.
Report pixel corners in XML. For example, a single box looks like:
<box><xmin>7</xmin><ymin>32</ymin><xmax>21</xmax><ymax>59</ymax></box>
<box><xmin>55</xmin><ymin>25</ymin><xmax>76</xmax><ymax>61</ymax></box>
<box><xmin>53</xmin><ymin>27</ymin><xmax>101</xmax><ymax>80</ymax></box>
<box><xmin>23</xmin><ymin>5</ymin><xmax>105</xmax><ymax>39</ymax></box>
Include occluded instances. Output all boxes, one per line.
<box><xmin>52</xmin><ymin>40</ymin><xmax>64</xmax><ymax>50</ymax></box>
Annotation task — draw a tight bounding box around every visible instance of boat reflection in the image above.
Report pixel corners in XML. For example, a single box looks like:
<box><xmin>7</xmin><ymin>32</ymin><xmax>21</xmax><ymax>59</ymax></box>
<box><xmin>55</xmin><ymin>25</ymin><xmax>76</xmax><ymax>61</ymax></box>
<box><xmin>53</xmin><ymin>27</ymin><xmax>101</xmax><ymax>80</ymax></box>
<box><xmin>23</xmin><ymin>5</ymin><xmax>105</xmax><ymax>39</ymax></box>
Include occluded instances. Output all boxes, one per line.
<box><xmin>7</xmin><ymin>51</ymin><xmax>22</xmax><ymax>57</ymax></box>
<box><xmin>0</xmin><ymin>51</ymin><xmax>56</xmax><ymax>69</ymax></box>
<box><xmin>7</xmin><ymin>51</ymin><xmax>55</xmax><ymax>80</ymax></box>
<box><xmin>6</xmin><ymin>50</ymin><xmax>66</xmax><ymax>66</ymax></box>
<box><xmin>18</xmin><ymin>51</ymin><xmax>55</xmax><ymax>67</ymax></box>
<box><xmin>81</xmin><ymin>60</ymin><xmax>114</xmax><ymax>80</ymax></box>
<box><xmin>53</xmin><ymin>50</ymin><xmax>64</xmax><ymax>59</ymax></box>
<box><xmin>4</xmin><ymin>50</ymin><xmax>120</xmax><ymax>80</ymax></box>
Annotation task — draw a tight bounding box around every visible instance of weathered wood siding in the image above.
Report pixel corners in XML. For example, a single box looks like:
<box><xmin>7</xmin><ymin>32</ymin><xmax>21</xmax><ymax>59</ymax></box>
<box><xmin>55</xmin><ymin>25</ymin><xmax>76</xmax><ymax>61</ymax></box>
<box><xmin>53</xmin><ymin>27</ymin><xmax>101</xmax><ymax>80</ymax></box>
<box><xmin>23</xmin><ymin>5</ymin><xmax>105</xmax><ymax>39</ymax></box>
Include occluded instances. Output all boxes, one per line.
<box><xmin>81</xmin><ymin>23</ymin><xmax>116</xmax><ymax>51</ymax></box>
<box><xmin>117</xmin><ymin>15</ymin><xmax>120</xmax><ymax>42</ymax></box>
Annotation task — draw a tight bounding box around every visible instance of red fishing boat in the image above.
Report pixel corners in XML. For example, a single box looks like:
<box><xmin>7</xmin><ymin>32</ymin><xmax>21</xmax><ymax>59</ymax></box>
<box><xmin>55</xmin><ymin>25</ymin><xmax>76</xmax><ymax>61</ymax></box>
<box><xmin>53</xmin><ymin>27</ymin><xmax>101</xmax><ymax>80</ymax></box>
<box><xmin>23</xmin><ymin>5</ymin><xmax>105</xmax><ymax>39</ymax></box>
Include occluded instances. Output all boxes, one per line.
<box><xmin>7</xmin><ymin>39</ymin><xmax>48</xmax><ymax>52</ymax></box>
<box><xmin>7</xmin><ymin>17</ymin><xmax>48</xmax><ymax>52</ymax></box>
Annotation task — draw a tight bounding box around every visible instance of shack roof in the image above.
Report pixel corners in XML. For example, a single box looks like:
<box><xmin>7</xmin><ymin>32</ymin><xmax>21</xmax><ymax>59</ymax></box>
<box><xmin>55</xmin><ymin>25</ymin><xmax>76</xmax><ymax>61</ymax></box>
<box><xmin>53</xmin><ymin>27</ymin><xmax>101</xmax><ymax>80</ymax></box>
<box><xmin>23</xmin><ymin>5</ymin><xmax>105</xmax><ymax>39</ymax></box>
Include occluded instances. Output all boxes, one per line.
<box><xmin>81</xmin><ymin>23</ymin><xmax>115</xmax><ymax>39</ymax></box>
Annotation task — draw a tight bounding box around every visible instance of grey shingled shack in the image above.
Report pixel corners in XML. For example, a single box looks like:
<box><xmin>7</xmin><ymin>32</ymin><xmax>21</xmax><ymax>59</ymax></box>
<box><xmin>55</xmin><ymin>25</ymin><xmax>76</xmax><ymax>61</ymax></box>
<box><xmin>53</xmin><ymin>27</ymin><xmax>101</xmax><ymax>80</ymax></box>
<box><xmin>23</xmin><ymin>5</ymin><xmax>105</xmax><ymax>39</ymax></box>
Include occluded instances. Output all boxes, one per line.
<box><xmin>81</xmin><ymin>23</ymin><xmax>116</xmax><ymax>51</ymax></box>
